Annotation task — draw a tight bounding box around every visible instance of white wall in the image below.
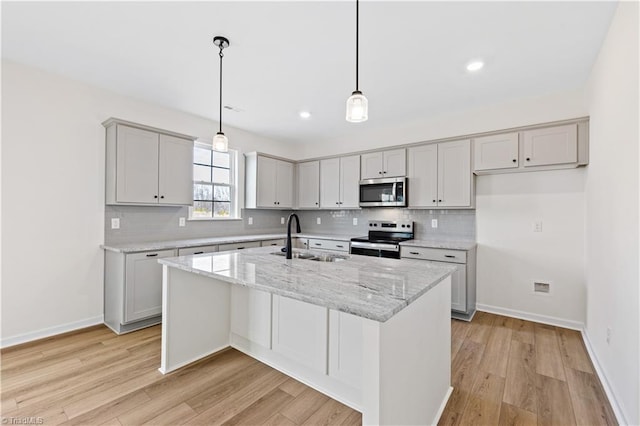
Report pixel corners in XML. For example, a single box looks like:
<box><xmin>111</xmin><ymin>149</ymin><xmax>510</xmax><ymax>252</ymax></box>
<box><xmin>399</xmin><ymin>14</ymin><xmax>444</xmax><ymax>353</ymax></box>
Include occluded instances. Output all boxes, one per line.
<box><xmin>475</xmin><ymin>169</ymin><xmax>586</xmax><ymax>327</ymax></box>
<box><xmin>584</xmin><ymin>2</ymin><xmax>639</xmax><ymax>424</ymax></box>
<box><xmin>0</xmin><ymin>60</ymin><xmax>301</xmax><ymax>346</ymax></box>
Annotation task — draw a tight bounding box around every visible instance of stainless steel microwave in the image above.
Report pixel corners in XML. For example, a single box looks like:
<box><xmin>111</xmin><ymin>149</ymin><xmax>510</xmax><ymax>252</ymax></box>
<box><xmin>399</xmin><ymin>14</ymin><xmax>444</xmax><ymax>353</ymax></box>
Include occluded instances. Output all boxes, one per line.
<box><xmin>359</xmin><ymin>177</ymin><xmax>407</xmax><ymax>207</ymax></box>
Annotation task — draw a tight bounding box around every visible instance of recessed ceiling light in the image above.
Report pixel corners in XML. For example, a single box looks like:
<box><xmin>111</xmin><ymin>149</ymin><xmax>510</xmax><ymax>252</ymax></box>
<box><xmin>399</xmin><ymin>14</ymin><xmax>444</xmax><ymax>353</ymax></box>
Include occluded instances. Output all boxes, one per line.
<box><xmin>466</xmin><ymin>61</ymin><xmax>484</xmax><ymax>72</ymax></box>
<box><xmin>299</xmin><ymin>111</ymin><xmax>311</xmax><ymax>119</ymax></box>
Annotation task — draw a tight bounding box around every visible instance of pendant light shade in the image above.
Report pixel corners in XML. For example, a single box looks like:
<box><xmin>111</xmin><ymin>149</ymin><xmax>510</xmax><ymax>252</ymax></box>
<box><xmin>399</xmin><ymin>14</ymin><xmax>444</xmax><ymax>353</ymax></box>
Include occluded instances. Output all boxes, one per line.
<box><xmin>346</xmin><ymin>90</ymin><xmax>368</xmax><ymax>122</ymax></box>
<box><xmin>213</xmin><ymin>36</ymin><xmax>230</xmax><ymax>152</ymax></box>
<box><xmin>346</xmin><ymin>0</ymin><xmax>368</xmax><ymax>123</ymax></box>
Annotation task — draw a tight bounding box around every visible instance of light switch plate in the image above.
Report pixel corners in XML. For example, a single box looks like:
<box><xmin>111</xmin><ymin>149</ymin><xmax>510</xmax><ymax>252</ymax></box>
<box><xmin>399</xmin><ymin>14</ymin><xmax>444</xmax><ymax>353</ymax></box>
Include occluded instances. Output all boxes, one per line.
<box><xmin>431</xmin><ymin>219</ymin><xmax>438</xmax><ymax>228</ymax></box>
<box><xmin>353</xmin><ymin>218</ymin><xmax>358</xmax><ymax>226</ymax></box>
<box><xmin>281</xmin><ymin>217</ymin><xmax>285</xmax><ymax>225</ymax></box>
<box><xmin>179</xmin><ymin>217</ymin><xmax>186</xmax><ymax>227</ymax></box>
<box><xmin>111</xmin><ymin>218</ymin><xmax>120</xmax><ymax>229</ymax></box>
<box><xmin>316</xmin><ymin>217</ymin><xmax>321</xmax><ymax>225</ymax></box>
<box><xmin>248</xmin><ymin>217</ymin><xmax>253</xmax><ymax>225</ymax></box>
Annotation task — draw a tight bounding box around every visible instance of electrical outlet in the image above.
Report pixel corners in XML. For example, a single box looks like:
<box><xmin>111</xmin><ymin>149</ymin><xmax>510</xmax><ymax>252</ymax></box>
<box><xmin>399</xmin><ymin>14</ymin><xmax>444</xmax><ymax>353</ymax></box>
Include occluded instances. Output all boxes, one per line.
<box><xmin>248</xmin><ymin>217</ymin><xmax>253</xmax><ymax>225</ymax></box>
<box><xmin>111</xmin><ymin>218</ymin><xmax>120</xmax><ymax>229</ymax></box>
<box><xmin>606</xmin><ymin>327</ymin><xmax>612</xmax><ymax>345</ymax></box>
<box><xmin>533</xmin><ymin>221</ymin><xmax>543</xmax><ymax>232</ymax></box>
<box><xmin>353</xmin><ymin>218</ymin><xmax>358</xmax><ymax>226</ymax></box>
<box><xmin>431</xmin><ymin>219</ymin><xmax>438</xmax><ymax>228</ymax></box>
<box><xmin>316</xmin><ymin>217</ymin><xmax>321</xmax><ymax>225</ymax></box>
<box><xmin>179</xmin><ymin>217</ymin><xmax>186</xmax><ymax>227</ymax></box>
<box><xmin>281</xmin><ymin>217</ymin><xmax>285</xmax><ymax>225</ymax></box>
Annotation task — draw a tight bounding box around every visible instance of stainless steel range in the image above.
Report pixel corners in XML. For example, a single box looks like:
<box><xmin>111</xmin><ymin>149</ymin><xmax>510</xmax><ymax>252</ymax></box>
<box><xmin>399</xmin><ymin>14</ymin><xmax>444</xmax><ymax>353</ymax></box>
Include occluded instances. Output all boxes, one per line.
<box><xmin>350</xmin><ymin>220</ymin><xmax>414</xmax><ymax>259</ymax></box>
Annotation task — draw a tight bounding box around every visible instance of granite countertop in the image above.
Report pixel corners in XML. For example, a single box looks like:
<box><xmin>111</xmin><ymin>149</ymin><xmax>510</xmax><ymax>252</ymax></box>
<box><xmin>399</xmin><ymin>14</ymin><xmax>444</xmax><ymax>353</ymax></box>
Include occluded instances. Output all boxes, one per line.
<box><xmin>102</xmin><ymin>233</ymin><xmax>357</xmax><ymax>253</ymax></box>
<box><xmin>159</xmin><ymin>246</ymin><xmax>457</xmax><ymax>323</ymax></box>
<box><xmin>400</xmin><ymin>239</ymin><xmax>477</xmax><ymax>251</ymax></box>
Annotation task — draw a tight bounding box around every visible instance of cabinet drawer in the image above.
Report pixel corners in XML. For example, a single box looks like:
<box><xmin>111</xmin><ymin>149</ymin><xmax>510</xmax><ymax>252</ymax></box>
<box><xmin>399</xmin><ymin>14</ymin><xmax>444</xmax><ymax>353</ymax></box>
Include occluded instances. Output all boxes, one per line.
<box><xmin>401</xmin><ymin>246</ymin><xmax>466</xmax><ymax>264</ymax></box>
<box><xmin>308</xmin><ymin>238</ymin><xmax>349</xmax><ymax>252</ymax></box>
<box><xmin>177</xmin><ymin>245</ymin><xmax>218</xmax><ymax>256</ymax></box>
<box><xmin>218</xmin><ymin>241</ymin><xmax>261</xmax><ymax>252</ymax></box>
<box><xmin>261</xmin><ymin>239</ymin><xmax>286</xmax><ymax>247</ymax></box>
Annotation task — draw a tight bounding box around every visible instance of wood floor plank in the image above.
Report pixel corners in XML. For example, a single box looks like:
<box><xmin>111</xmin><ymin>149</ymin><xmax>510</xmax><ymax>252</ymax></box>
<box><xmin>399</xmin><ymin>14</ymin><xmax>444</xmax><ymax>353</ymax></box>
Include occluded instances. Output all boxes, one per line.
<box><xmin>262</xmin><ymin>412</ymin><xmax>297</xmax><ymax>426</ymax></box>
<box><xmin>99</xmin><ymin>418</ymin><xmax>123</xmax><ymax>426</ymax></box>
<box><xmin>534</xmin><ymin>324</ymin><xmax>566</xmax><ymax>381</ymax></box>
<box><xmin>279</xmin><ymin>377</ymin><xmax>308</xmax><ymax>397</ymax></box>
<box><xmin>59</xmin><ymin>390</ymin><xmax>151</xmax><ymax>426</ymax></box>
<box><xmin>466</xmin><ymin>311</ymin><xmax>495</xmax><ymax>345</ymax></box>
<box><xmin>536</xmin><ymin>373</ymin><xmax>576</xmax><ymax>425</ymax></box>
<box><xmin>1</xmin><ymin>398</ymin><xmax>17</xmax><ymax>413</ymax></box>
<box><xmin>222</xmin><ymin>388</ymin><xmax>294</xmax><ymax>426</ymax></box>
<box><xmin>452</xmin><ymin>339</ymin><xmax>485</xmax><ymax>391</ymax></box>
<box><xmin>141</xmin><ymin>402</ymin><xmax>198</xmax><ymax>426</ymax></box>
<box><xmin>565</xmin><ymin>367</ymin><xmax>617</xmax><ymax>426</ymax></box>
<box><xmin>457</xmin><ymin>372</ymin><xmax>505</xmax><ymax>426</ymax></box>
<box><xmin>557</xmin><ymin>328</ymin><xmax>593</xmax><ymax>373</ymax></box>
<box><xmin>497</xmin><ymin>402</ymin><xmax>537</xmax><ymax>426</ymax></box>
<box><xmin>507</xmin><ymin>317</ymin><xmax>535</xmax><ymax>345</ymax></box>
<box><xmin>438</xmin><ymin>387</ymin><xmax>471</xmax><ymax>426</ymax></box>
<box><xmin>478</xmin><ymin>320</ymin><xmax>512</xmax><ymax>377</ymax></box>
<box><xmin>341</xmin><ymin>410</ymin><xmax>363</xmax><ymax>426</ymax></box>
<box><xmin>300</xmin><ymin>398</ymin><xmax>355</xmax><ymax>426</ymax></box>
<box><xmin>280</xmin><ymin>387</ymin><xmax>330</xmax><ymax>424</ymax></box>
<box><xmin>503</xmin><ymin>341</ymin><xmax>537</xmax><ymax>413</ymax></box>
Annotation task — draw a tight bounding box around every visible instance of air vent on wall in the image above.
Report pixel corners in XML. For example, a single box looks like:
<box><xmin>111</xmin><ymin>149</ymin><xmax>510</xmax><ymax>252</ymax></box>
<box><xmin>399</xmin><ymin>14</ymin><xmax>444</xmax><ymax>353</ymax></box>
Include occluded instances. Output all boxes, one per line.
<box><xmin>533</xmin><ymin>281</ymin><xmax>551</xmax><ymax>294</ymax></box>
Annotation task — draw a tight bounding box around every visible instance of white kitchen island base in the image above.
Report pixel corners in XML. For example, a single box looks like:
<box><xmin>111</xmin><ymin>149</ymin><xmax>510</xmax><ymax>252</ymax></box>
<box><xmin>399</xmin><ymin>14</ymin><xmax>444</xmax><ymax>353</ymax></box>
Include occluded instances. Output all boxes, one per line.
<box><xmin>160</xmin><ymin>264</ymin><xmax>452</xmax><ymax>425</ymax></box>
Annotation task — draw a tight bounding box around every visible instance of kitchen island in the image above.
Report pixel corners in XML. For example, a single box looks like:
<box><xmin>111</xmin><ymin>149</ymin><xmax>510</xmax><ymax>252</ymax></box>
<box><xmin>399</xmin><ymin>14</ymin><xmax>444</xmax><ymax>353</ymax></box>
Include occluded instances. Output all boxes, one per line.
<box><xmin>159</xmin><ymin>246</ymin><xmax>457</xmax><ymax>425</ymax></box>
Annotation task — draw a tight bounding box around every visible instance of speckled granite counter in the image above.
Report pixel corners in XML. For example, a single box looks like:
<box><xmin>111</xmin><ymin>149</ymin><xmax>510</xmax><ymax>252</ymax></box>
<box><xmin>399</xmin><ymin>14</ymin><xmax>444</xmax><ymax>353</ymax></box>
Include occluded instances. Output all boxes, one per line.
<box><xmin>101</xmin><ymin>233</ymin><xmax>356</xmax><ymax>253</ymax></box>
<box><xmin>159</xmin><ymin>245</ymin><xmax>457</xmax><ymax>323</ymax></box>
<box><xmin>400</xmin><ymin>239</ymin><xmax>476</xmax><ymax>250</ymax></box>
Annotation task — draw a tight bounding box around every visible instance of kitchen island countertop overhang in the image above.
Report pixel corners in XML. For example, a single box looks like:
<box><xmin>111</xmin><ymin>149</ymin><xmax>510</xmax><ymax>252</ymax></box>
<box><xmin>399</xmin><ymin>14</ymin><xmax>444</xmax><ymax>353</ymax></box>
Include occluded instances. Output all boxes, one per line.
<box><xmin>158</xmin><ymin>246</ymin><xmax>459</xmax><ymax>322</ymax></box>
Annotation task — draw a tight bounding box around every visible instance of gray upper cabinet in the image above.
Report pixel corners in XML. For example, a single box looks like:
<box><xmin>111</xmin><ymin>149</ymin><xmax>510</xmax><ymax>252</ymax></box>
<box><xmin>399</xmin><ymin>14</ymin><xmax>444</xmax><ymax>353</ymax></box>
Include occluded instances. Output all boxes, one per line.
<box><xmin>360</xmin><ymin>148</ymin><xmax>406</xmax><ymax>179</ymax></box>
<box><xmin>297</xmin><ymin>161</ymin><xmax>320</xmax><ymax>209</ymax></box>
<box><xmin>245</xmin><ymin>152</ymin><xmax>294</xmax><ymax>209</ymax></box>
<box><xmin>104</xmin><ymin>119</ymin><xmax>194</xmax><ymax>206</ymax></box>
<box><xmin>473</xmin><ymin>133</ymin><xmax>519</xmax><ymax>171</ymax></box>
<box><xmin>319</xmin><ymin>155</ymin><xmax>360</xmax><ymax>209</ymax></box>
<box><xmin>473</xmin><ymin>121</ymin><xmax>587</xmax><ymax>175</ymax></box>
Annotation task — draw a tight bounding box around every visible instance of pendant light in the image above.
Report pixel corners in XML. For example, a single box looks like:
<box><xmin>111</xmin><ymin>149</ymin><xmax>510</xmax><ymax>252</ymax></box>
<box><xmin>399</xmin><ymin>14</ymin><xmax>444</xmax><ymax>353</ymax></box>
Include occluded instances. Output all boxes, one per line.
<box><xmin>346</xmin><ymin>0</ymin><xmax>368</xmax><ymax>123</ymax></box>
<box><xmin>213</xmin><ymin>36</ymin><xmax>230</xmax><ymax>152</ymax></box>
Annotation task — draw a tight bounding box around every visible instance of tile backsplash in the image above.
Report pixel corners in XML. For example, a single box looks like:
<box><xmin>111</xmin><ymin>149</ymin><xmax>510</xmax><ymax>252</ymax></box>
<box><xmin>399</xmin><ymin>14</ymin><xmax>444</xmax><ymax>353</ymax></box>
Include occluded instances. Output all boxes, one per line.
<box><xmin>105</xmin><ymin>205</ymin><xmax>475</xmax><ymax>244</ymax></box>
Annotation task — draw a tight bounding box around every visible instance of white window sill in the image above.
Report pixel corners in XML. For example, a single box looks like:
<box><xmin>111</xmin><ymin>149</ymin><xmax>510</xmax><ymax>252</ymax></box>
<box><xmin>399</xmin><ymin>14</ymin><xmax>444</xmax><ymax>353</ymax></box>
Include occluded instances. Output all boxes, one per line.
<box><xmin>188</xmin><ymin>217</ymin><xmax>243</xmax><ymax>222</ymax></box>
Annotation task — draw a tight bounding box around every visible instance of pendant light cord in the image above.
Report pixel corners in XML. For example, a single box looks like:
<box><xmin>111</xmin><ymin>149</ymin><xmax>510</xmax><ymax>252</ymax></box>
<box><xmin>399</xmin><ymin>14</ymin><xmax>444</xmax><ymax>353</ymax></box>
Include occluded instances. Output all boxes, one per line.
<box><xmin>355</xmin><ymin>0</ymin><xmax>359</xmax><ymax>92</ymax></box>
<box><xmin>219</xmin><ymin>46</ymin><xmax>224</xmax><ymax>133</ymax></box>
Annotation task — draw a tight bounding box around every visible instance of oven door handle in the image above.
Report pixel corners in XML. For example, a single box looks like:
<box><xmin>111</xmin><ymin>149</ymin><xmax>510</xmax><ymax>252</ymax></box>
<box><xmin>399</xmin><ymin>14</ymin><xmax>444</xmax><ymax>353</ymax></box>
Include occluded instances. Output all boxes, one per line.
<box><xmin>350</xmin><ymin>241</ymin><xmax>400</xmax><ymax>252</ymax></box>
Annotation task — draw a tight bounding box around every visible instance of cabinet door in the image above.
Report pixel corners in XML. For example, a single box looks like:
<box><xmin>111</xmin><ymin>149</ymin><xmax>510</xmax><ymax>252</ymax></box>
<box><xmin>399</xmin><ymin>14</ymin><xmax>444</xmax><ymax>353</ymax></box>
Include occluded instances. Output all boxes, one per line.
<box><xmin>523</xmin><ymin>124</ymin><xmax>578</xmax><ymax>167</ymax></box>
<box><xmin>408</xmin><ymin>144</ymin><xmax>438</xmax><ymax>207</ymax></box>
<box><xmin>360</xmin><ymin>152</ymin><xmax>383</xmax><ymax>179</ymax></box>
<box><xmin>124</xmin><ymin>249</ymin><xmax>176</xmax><ymax>323</ymax></box>
<box><xmin>339</xmin><ymin>155</ymin><xmax>361</xmax><ymax>208</ymax></box>
<box><xmin>218</xmin><ymin>241</ymin><xmax>261</xmax><ymax>251</ymax></box>
<box><xmin>261</xmin><ymin>239</ymin><xmax>286</xmax><ymax>247</ymax></box>
<box><xmin>115</xmin><ymin>125</ymin><xmax>159</xmax><ymax>203</ymax></box>
<box><xmin>451</xmin><ymin>265</ymin><xmax>467</xmax><ymax>313</ymax></box>
<box><xmin>437</xmin><ymin>140</ymin><xmax>471</xmax><ymax>207</ymax></box>
<box><xmin>297</xmin><ymin>161</ymin><xmax>320</xmax><ymax>209</ymax></box>
<box><xmin>320</xmin><ymin>158</ymin><xmax>341</xmax><ymax>208</ymax></box>
<box><xmin>272</xmin><ymin>295</ymin><xmax>328</xmax><ymax>373</ymax></box>
<box><xmin>383</xmin><ymin>148</ymin><xmax>406</xmax><ymax>177</ymax></box>
<box><xmin>276</xmin><ymin>160</ymin><xmax>294</xmax><ymax>208</ymax></box>
<box><xmin>329</xmin><ymin>310</ymin><xmax>362</xmax><ymax>388</ymax></box>
<box><xmin>158</xmin><ymin>134</ymin><xmax>193</xmax><ymax>205</ymax></box>
<box><xmin>231</xmin><ymin>286</ymin><xmax>272</xmax><ymax>348</ymax></box>
<box><xmin>256</xmin><ymin>156</ymin><xmax>277</xmax><ymax>207</ymax></box>
<box><xmin>473</xmin><ymin>133</ymin><xmax>519</xmax><ymax>171</ymax></box>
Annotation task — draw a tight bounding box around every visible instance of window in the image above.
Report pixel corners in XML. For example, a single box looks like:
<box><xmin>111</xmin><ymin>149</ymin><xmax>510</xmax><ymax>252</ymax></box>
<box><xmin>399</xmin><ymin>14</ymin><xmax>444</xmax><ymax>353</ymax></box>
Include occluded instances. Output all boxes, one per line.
<box><xmin>191</xmin><ymin>144</ymin><xmax>237</xmax><ymax>219</ymax></box>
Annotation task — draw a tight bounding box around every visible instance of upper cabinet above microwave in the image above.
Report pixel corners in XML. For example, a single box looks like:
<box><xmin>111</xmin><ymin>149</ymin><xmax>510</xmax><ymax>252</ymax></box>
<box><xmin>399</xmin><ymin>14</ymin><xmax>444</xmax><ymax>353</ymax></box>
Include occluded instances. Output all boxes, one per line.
<box><xmin>473</xmin><ymin>121</ymin><xmax>588</xmax><ymax>175</ymax></box>
<box><xmin>104</xmin><ymin>118</ymin><xmax>195</xmax><ymax>206</ymax></box>
<box><xmin>360</xmin><ymin>148</ymin><xmax>406</xmax><ymax>179</ymax></box>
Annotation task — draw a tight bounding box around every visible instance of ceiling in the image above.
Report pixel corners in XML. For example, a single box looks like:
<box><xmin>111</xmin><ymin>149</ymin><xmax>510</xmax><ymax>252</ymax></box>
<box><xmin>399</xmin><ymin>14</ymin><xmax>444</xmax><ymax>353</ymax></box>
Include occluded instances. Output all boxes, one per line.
<box><xmin>1</xmin><ymin>1</ymin><xmax>617</xmax><ymax>144</ymax></box>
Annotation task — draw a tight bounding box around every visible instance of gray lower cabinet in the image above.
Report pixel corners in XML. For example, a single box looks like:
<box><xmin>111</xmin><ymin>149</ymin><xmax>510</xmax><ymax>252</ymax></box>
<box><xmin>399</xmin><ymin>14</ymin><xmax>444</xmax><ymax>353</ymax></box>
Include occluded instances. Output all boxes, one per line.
<box><xmin>401</xmin><ymin>245</ymin><xmax>476</xmax><ymax>321</ymax></box>
<box><xmin>104</xmin><ymin>249</ymin><xmax>176</xmax><ymax>334</ymax></box>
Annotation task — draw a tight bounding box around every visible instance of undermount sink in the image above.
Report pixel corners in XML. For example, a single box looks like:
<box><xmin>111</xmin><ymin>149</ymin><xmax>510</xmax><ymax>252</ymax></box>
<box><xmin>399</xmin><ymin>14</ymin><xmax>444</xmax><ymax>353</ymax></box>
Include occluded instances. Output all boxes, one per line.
<box><xmin>271</xmin><ymin>251</ymin><xmax>348</xmax><ymax>263</ymax></box>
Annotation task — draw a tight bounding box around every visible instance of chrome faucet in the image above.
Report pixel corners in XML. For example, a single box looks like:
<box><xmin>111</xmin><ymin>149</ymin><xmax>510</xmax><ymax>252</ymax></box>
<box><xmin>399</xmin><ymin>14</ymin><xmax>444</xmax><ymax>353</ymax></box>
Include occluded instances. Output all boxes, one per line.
<box><xmin>285</xmin><ymin>213</ymin><xmax>301</xmax><ymax>259</ymax></box>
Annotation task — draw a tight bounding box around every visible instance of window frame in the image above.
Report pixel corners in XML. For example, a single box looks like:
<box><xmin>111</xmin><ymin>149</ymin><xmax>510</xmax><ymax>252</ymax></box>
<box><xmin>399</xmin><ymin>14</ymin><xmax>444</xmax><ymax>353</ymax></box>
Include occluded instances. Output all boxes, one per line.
<box><xmin>189</xmin><ymin>142</ymin><xmax>239</xmax><ymax>221</ymax></box>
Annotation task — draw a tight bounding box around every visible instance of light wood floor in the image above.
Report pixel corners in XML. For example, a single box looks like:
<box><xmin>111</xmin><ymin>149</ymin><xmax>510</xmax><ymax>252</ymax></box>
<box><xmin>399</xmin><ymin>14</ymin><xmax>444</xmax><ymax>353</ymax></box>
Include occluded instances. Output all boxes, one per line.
<box><xmin>1</xmin><ymin>312</ymin><xmax>616</xmax><ymax>425</ymax></box>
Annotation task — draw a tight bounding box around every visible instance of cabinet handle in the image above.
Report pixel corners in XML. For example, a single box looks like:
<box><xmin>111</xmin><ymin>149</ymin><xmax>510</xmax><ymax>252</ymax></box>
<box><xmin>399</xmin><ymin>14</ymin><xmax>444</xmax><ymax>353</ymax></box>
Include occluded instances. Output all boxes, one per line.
<box><xmin>444</xmin><ymin>255</ymin><xmax>456</xmax><ymax>258</ymax></box>
<box><xmin>512</xmin><ymin>159</ymin><xmax>517</xmax><ymax>163</ymax></box>
<box><xmin>432</xmin><ymin>199</ymin><xmax>436</xmax><ymax>203</ymax></box>
<box><xmin>410</xmin><ymin>251</ymin><xmax>420</xmax><ymax>255</ymax></box>
<box><xmin>336</xmin><ymin>245</ymin><xmax>344</xmax><ymax>248</ymax></box>
<box><xmin>154</xmin><ymin>195</ymin><xmax>158</xmax><ymax>199</ymax></box>
<box><xmin>270</xmin><ymin>243</ymin><xmax>277</xmax><ymax>246</ymax></box>
<box><xmin>160</xmin><ymin>195</ymin><xmax>164</xmax><ymax>199</ymax></box>
<box><xmin>193</xmin><ymin>251</ymin><xmax>204</xmax><ymax>255</ymax></box>
<box><xmin>146</xmin><ymin>253</ymin><xmax>158</xmax><ymax>257</ymax></box>
<box><xmin>438</xmin><ymin>199</ymin><xmax>442</xmax><ymax>202</ymax></box>
<box><xmin>314</xmin><ymin>243</ymin><xmax>322</xmax><ymax>246</ymax></box>
<box><xmin>315</xmin><ymin>202</ymin><xmax>319</xmax><ymax>205</ymax></box>
<box><xmin>378</xmin><ymin>171</ymin><xmax>383</xmax><ymax>175</ymax></box>
<box><xmin>526</xmin><ymin>157</ymin><xmax>531</xmax><ymax>161</ymax></box>
<box><xmin>383</xmin><ymin>171</ymin><xmax>387</xmax><ymax>174</ymax></box>
<box><xmin>336</xmin><ymin>202</ymin><xmax>339</xmax><ymax>205</ymax></box>
<box><xmin>237</xmin><ymin>247</ymin><xmax>245</xmax><ymax>250</ymax></box>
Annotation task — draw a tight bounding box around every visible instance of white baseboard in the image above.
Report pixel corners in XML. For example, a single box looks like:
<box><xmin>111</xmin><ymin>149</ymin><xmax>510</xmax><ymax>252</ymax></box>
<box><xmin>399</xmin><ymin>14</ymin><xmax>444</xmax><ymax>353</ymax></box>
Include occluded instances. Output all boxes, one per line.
<box><xmin>476</xmin><ymin>303</ymin><xmax>584</xmax><ymax>330</ymax></box>
<box><xmin>0</xmin><ymin>315</ymin><xmax>104</xmax><ymax>349</ymax></box>
<box><xmin>432</xmin><ymin>386</ymin><xmax>454</xmax><ymax>426</ymax></box>
<box><xmin>581</xmin><ymin>329</ymin><xmax>627</xmax><ymax>426</ymax></box>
